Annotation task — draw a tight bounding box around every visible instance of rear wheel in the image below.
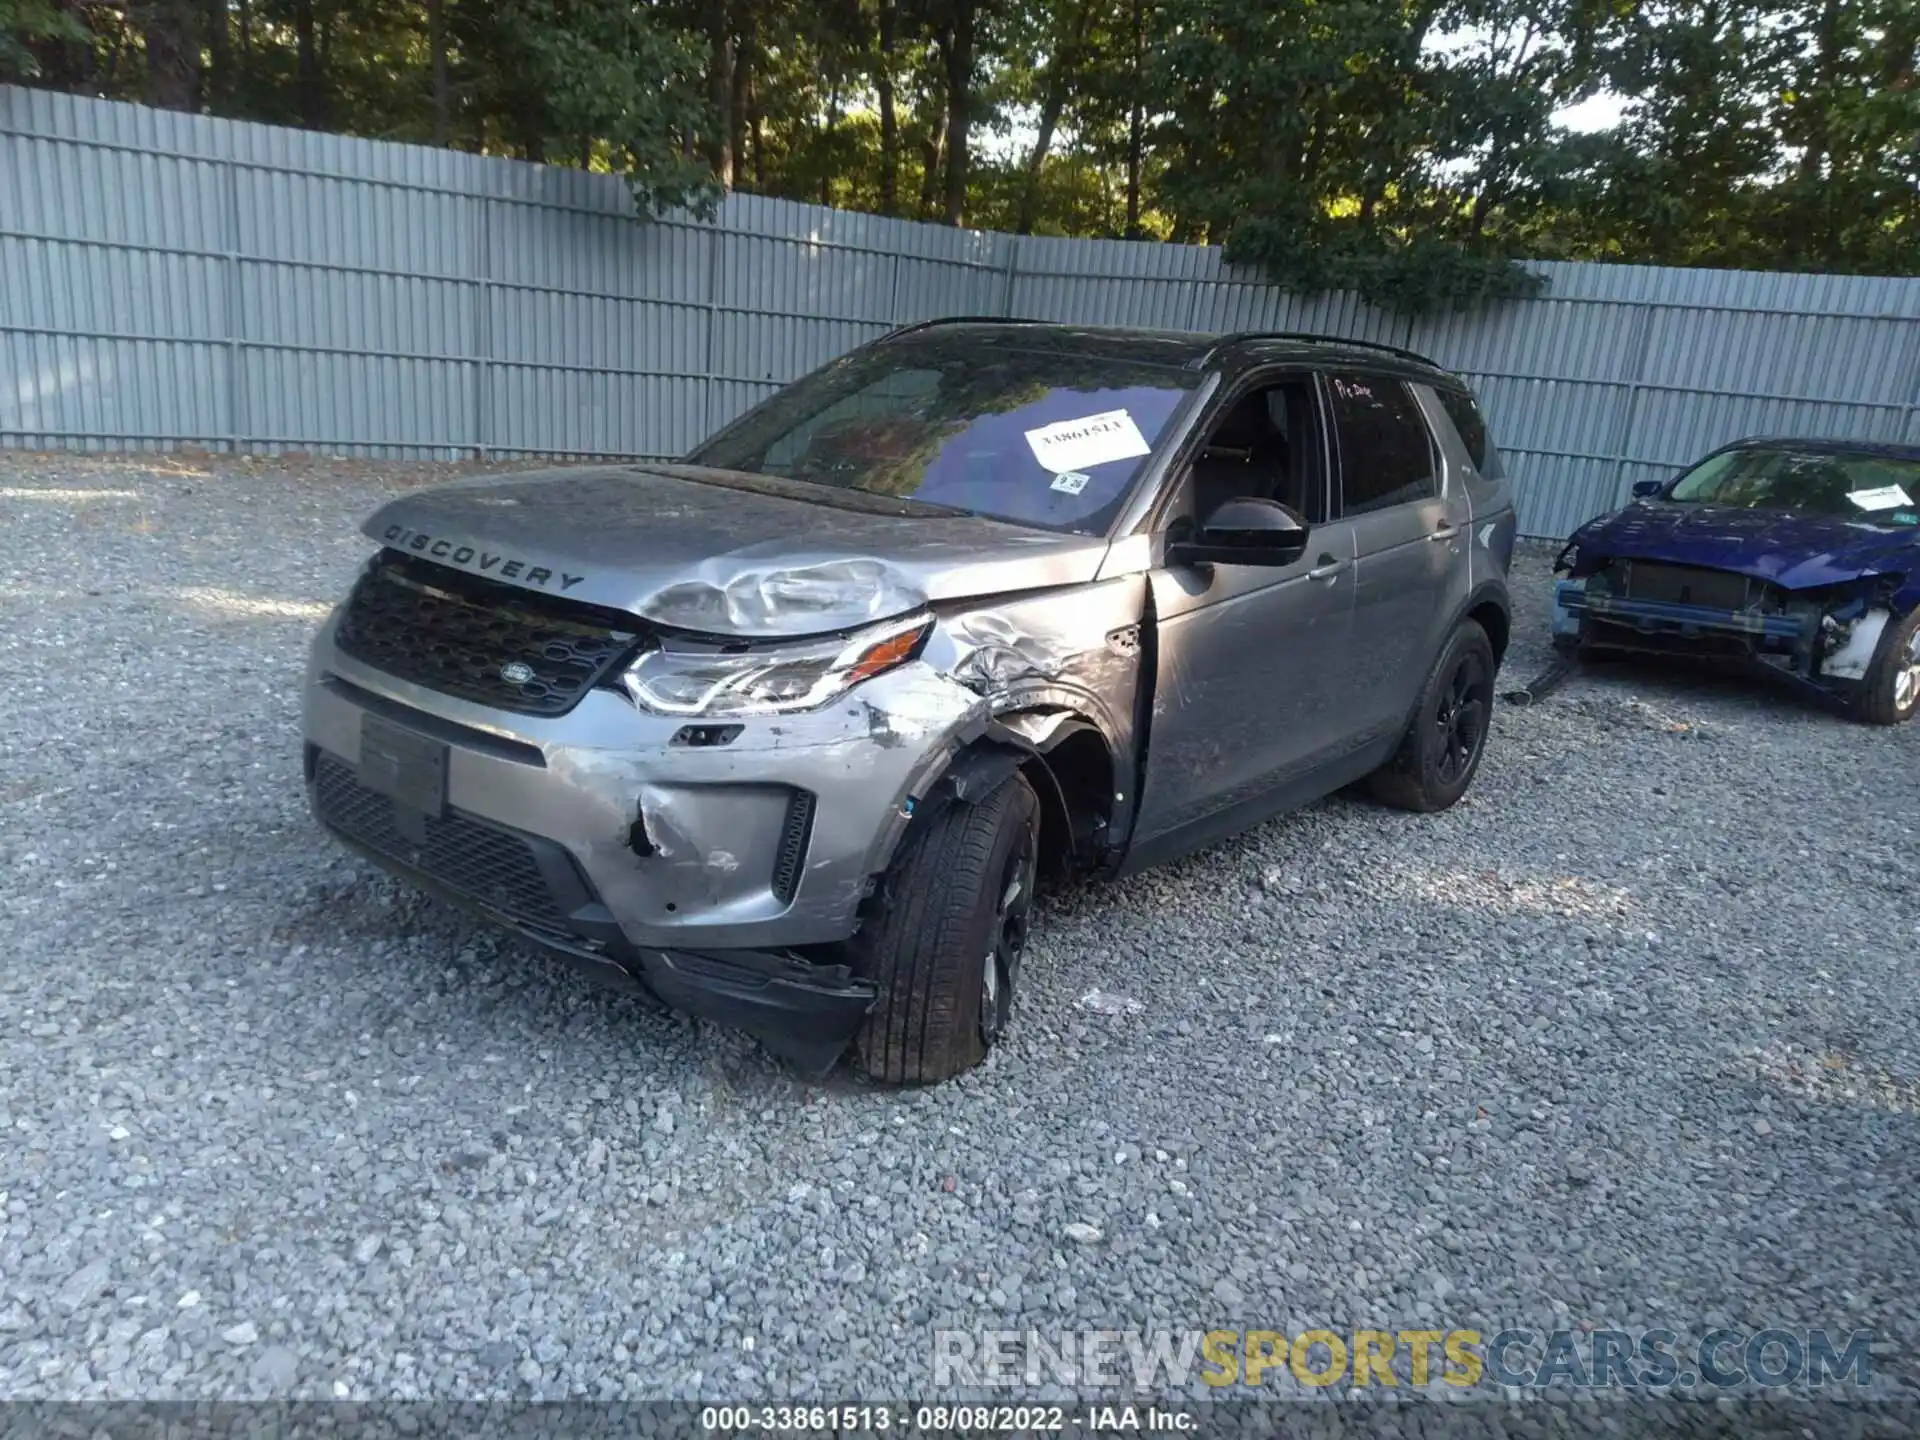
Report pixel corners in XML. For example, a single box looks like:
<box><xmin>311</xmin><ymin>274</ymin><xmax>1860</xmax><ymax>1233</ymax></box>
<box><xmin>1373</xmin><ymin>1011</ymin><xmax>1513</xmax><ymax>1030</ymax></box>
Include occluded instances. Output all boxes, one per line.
<box><xmin>1856</xmin><ymin>607</ymin><xmax>1920</xmax><ymax>726</ymax></box>
<box><xmin>849</xmin><ymin>772</ymin><xmax>1040</xmax><ymax>1084</ymax></box>
<box><xmin>1368</xmin><ymin>620</ymin><xmax>1496</xmax><ymax>813</ymax></box>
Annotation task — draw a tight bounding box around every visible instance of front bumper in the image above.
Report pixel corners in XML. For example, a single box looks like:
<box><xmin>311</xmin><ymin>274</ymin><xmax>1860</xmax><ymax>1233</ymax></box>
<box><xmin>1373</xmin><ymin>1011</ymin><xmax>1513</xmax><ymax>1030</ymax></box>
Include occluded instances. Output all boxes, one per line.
<box><xmin>1553</xmin><ymin>579</ymin><xmax>1811</xmax><ymax>655</ymax></box>
<box><xmin>309</xmin><ymin>779</ymin><xmax>876</xmax><ymax>1071</ymax></box>
<box><xmin>301</xmin><ymin>609</ymin><xmax>989</xmax><ymax>1063</ymax></box>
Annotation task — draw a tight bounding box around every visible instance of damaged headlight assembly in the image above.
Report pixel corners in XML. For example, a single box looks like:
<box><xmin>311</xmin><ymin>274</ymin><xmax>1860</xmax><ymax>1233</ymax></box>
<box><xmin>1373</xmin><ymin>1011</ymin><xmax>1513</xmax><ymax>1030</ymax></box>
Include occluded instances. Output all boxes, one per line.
<box><xmin>623</xmin><ymin>612</ymin><xmax>933</xmax><ymax>717</ymax></box>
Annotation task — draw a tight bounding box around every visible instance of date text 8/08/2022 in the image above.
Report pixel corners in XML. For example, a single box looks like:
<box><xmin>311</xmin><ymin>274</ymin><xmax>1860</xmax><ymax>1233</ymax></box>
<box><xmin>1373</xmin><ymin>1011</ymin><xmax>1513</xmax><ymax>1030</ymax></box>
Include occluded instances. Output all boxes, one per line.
<box><xmin>698</xmin><ymin>1404</ymin><xmax>1196</xmax><ymax>1432</ymax></box>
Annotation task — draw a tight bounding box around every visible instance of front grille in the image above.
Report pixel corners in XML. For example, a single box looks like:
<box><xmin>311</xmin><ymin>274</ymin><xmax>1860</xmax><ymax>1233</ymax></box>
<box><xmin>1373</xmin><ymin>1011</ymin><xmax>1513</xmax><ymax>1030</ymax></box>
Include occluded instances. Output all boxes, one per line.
<box><xmin>313</xmin><ymin>753</ymin><xmax>572</xmax><ymax>932</ymax></box>
<box><xmin>1621</xmin><ymin>561</ymin><xmax>1761</xmax><ymax>610</ymax></box>
<box><xmin>771</xmin><ymin>789</ymin><xmax>815</xmax><ymax>906</ymax></box>
<box><xmin>335</xmin><ymin>550</ymin><xmax>640</xmax><ymax>717</ymax></box>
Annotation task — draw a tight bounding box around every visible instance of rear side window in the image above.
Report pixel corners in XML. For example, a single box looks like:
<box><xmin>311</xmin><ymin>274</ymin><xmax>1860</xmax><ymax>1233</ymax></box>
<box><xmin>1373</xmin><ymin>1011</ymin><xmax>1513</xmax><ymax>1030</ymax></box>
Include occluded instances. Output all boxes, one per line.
<box><xmin>1326</xmin><ymin>374</ymin><xmax>1438</xmax><ymax>516</ymax></box>
<box><xmin>1437</xmin><ymin>388</ymin><xmax>1495</xmax><ymax>472</ymax></box>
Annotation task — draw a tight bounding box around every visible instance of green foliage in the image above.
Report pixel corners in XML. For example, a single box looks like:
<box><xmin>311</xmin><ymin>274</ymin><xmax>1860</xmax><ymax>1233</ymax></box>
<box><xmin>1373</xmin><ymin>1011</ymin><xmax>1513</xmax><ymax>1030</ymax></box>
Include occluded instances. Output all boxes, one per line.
<box><xmin>14</xmin><ymin>0</ymin><xmax>1920</xmax><ymax>308</ymax></box>
<box><xmin>1226</xmin><ymin>217</ymin><xmax>1550</xmax><ymax>317</ymax></box>
<box><xmin>496</xmin><ymin>0</ymin><xmax>719</xmax><ymax>218</ymax></box>
<box><xmin>0</xmin><ymin>0</ymin><xmax>85</xmax><ymax>80</ymax></box>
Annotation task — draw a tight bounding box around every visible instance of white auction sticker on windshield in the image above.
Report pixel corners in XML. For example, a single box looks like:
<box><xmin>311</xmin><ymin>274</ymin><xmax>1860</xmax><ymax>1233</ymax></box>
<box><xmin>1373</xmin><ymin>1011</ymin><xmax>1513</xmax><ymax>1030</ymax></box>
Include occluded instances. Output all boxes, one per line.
<box><xmin>1024</xmin><ymin>409</ymin><xmax>1150</xmax><ymax>474</ymax></box>
<box><xmin>1050</xmin><ymin>470</ymin><xmax>1091</xmax><ymax>495</ymax></box>
<box><xmin>1848</xmin><ymin>484</ymin><xmax>1913</xmax><ymax>511</ymax></box>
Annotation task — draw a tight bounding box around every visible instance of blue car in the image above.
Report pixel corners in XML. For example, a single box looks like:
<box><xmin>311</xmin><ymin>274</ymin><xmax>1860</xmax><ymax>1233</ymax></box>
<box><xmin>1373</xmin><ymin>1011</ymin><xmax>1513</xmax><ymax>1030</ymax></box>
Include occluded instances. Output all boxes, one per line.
<box><xmin>1552</xmin><ymin>437</ymin><xmax>1920</xmax><ymax>724</ymax></box>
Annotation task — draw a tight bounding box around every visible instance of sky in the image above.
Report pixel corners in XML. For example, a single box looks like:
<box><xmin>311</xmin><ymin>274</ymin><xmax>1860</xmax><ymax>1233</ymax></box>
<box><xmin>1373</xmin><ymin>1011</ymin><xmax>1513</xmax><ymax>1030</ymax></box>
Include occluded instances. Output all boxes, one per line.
<box><xmin>1556</xmin><ymin>89</ymin><xmax>1631</xmax><ymax>133</ymax></box>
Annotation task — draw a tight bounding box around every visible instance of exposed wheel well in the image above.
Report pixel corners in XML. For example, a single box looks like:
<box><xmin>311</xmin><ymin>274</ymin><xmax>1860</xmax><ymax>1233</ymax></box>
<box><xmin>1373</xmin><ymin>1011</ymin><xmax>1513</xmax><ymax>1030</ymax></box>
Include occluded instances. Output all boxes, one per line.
<box><xmin>1021</xmin><ymin>727</ymin><xmax>1113</xmax><ymax>880</ymax></box>
<box><xmin>1469</xmin><ymin>599</ymin><xmax>1510</xmax><ymax>669</ymax></box>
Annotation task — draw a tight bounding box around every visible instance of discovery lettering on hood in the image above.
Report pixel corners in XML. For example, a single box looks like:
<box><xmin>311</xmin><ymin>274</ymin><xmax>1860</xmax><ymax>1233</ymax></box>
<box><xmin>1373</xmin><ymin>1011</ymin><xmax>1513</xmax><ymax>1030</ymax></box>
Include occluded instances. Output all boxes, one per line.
<box><xmin>380</xmin><ymin>524</ymin><xmax>586</xmax><ymax>591</ymax></box>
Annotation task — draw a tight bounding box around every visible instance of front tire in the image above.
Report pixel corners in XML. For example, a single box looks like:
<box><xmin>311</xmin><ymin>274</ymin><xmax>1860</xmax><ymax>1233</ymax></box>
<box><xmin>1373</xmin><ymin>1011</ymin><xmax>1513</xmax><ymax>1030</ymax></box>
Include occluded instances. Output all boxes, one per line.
<box><xmin>849</xmin><ymin>773</ymin><xmax>1040</xmax><ymax>1085</ymax></box>
<box><xmin>1856</xmin><ymin>607</ymin><xmax>1920</xmax><ymax>726</ymax></box>
<box><xmin>1368</xmin><ymin>619</ymin><xmax>1496</xmax><ymax>813</ymax></box>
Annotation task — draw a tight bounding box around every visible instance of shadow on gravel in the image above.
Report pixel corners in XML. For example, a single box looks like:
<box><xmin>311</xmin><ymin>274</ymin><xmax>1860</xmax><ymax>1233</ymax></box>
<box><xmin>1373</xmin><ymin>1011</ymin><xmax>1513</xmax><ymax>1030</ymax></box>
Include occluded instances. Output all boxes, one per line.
<box><xmin>1569</xmin><ymin>652</ymin><xmax>1853</xmax><ymax>723</ymax></box>
<box><xmin>271</xmin><ymin>866</ymin><xmax>695</xmax><ymax>1045</ymax></box>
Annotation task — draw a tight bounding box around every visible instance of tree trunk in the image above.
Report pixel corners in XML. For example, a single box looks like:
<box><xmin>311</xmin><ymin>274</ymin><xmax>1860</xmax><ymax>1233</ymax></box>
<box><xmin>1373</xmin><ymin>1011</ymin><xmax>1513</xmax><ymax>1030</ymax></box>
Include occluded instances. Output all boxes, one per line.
<box><xmin>294</xmin><ymin>0</ymin><xmax>323</xmax><ymax>129</ymax></box>
<box><xmin>1880</xmin><ymin>5</ymin><xmax>1917</xmax><ymax>90</ymax></box>
<box><xmin>1298</xmin><ymin>102</ymin><xmax>1329</xmax><ymax>185</ymax></box>
<box><xmin>428</xmin><ymin>0</ymin><xmax>450</xmax><ymax>146</ymax></box>
<box><xmin>1124</xmin><ymin>0</ymin><xmax>1145</xmax><ymax>237</ymax></box>
<box><xmin>1015</xmin><ymin>89</ymin><xmax>1065</xmax><ymax>235</ymax></box>
<box><xmin>1796</xmin><ymin>0</ymin><xmax>1840</xmax><ymax>186</ymax></box>
<box><xmin>730</xmin><ymin>16</ymin><xmax>753</xmax><ymax>185</ymax></box>
<box><xmin>750</xmin><ymin>72</ymin><xmax>765</xmax><ymax>188</ymax></box>
<box><xmin>1806</xmin><ymin>0</ymin><xmax>1844</xmax><ymax>264</ymax></box>
<box><xmin>141</xmin><ymin>0</ymin><xmax>201</xmax><ymax>112</ymax></box>
<box><xmin>918</xmin><ymin>114</ymin><xmax>946</xmax><ymax>218</ymax></box>
<box><xmin>203</xmin><ymin>0</ymin><xmax>229</xmax><ymax>112</ymax></box>
<box><xmin>940</xmin><ymin>5</ymin><xmax>976</xmax><ymax>226</ymax></box>
<box><xmin>1467</xmin><ymin>134</ymin><xmax>1505</xmax><ymax>241</ymax></box>
<box><xmin>820</xmin><ymin>87</ymin><xmax>840</xmax><ymax>206</ymax></box>
<box><xmin>1016</xmin><ymin>3</ymin><xmax>1088</xmax><ymax>235</ymax></box>
<box><xmin>708</xmin><ymin>0</ymin><xmax>735</xmax><ymax>188</ymax></box>
<box><xmin>877</xmin><ymin>0</ymin><xmax>899</xmax><ymax>214</ymax></box>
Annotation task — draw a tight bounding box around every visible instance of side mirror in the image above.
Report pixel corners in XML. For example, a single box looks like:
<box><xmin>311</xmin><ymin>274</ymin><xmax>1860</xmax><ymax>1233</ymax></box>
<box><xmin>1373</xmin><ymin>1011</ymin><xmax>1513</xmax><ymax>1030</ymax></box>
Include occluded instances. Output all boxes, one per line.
<box><xmin>1631</xmin><ymin>479</ymin><xmax>1666</xmax><ymax>499</ymax></box>
<box><xmin>1168</xmin><ymin>497</ymin><xmax>1310</xmax><ymax>567</ymax></box>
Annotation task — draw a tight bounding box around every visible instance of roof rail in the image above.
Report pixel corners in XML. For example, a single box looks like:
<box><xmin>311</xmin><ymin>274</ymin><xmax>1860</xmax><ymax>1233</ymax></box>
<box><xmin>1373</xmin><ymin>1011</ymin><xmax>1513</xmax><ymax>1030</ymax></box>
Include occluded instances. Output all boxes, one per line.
<box><xmin>877</xmin><ymin>316</ymin><xmax>1052</xmax><ymax>342</ymax></box>
<box><xmin>1203</xmin><ymin>330</ymin><xmax>1443</xmax><ymax>368</ymax></box>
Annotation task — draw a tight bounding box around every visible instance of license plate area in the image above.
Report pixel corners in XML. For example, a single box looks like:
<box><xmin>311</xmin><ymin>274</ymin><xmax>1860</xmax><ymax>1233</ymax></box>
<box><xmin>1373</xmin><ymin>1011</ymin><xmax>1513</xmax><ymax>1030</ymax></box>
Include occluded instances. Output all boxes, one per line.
<box><xmin>358</xmin><ymin>715</ymin><xmax>447</xmax><ymax>818</ymax></box>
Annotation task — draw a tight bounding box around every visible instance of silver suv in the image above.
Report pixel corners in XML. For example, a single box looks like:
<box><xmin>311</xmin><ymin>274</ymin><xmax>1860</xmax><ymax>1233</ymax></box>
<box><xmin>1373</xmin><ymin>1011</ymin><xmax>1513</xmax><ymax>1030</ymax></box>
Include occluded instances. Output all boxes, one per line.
<box><xmin>303</xmin><ymin>321</ymin><xmax>1515</xmax><ymax>1083</ymax></box>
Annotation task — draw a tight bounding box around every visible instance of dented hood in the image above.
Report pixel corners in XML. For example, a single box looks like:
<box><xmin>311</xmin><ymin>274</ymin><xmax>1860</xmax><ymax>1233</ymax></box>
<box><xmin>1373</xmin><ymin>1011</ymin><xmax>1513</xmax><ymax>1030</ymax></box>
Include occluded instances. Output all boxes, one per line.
<box><xmin>1570</xmin><ymin>501</ymin><xmax>1920</xmax><ymax>590</ymax></box>
<box><xmin>362</xmin><ymin>462</ymin><xmax>1111</xmax><ymax>636</ymax></box>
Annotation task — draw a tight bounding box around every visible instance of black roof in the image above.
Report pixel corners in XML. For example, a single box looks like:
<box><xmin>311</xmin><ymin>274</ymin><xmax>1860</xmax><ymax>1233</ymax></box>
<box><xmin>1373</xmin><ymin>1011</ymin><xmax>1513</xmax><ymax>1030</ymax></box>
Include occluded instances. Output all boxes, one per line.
<box><xmin>1723</xmin><ymin>435</ymin><xmax>1920</xmax><ymax>463</ymax></box>
<box><xmin>877</xmin><ymin>318</ymin><xmax>1460</xmax><ymax>385</ymax></box>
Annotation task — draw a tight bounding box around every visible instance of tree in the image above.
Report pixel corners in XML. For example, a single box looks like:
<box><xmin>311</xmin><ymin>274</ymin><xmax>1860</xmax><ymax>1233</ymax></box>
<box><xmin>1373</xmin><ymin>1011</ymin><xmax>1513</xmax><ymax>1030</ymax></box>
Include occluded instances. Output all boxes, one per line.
<box><xmin>0</xmin><ymin>0</ymin><xmax>87</xmax><ymax>81</ymax></box>
<box><xmin>1565</xmin><ymin>0</ymin><xmax>1790</xmax><ymax>266</ymax></box>
<box><xmin>920</xmin><ymin>0</ymin><xmax>985</xmax><ymax>225</ymax></box>
<box><xmin>1758</xmin><ymin>0</ymin><xmax>1920</xmax><ymax>270</ymax></box>
<box><xmin>10</xmin><ymin>0</ymin><xmax>1919</xmax><ymax>302</ymax></box>
<box><xmin>490</xmin><ymin>0</ymin><xmax>718</xmax><ymax>215</ymax></box>
<box><xmin>1147</xmin><ymin>0</ymin><xmax>1544</xmax><ymax>310</ymax></box>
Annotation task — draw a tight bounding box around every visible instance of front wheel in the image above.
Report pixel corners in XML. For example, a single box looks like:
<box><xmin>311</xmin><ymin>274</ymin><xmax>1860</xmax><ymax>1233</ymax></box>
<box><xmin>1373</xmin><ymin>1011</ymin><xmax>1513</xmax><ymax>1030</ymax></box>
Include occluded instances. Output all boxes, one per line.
<box><xmin>1855</xmin><ymin>607</ymin><xmax>1920</xmax><ymax>726</ymax></box>
<box><xmin>1367</xmin><ymin>619</ymin><xmax>1496</xmax><ymax>813</ymax></box>
<box><xmin>848</xmin><ymin>772</ymin><xmax>1040</xmax><ymax>1085</ymax></box>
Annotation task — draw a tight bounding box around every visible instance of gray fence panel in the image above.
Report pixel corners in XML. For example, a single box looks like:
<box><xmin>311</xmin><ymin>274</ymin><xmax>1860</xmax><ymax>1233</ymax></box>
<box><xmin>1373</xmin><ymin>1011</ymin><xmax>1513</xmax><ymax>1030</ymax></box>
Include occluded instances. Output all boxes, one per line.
<box><xmin>1408</xmin><ymin>280</ymin><xmax>1654</xmax><ymax>537</ymax></box>
<box><xmin>5</xmin><ymin>86</ymin><xmax>1920</xmax><ymax>533</ymax></box>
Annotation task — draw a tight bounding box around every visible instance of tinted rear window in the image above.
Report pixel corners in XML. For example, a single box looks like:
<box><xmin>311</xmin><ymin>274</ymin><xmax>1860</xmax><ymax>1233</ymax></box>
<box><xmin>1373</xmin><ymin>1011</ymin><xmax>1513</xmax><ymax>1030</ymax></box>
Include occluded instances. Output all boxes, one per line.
<box><xmin>1437</xmin><ymin>387</ymin><xmax>1501</xmax><ymax>477</ymax></box>
<box><xmin>1327</xmin><ymin>374</ymin><xmax>1439</xmax><ymax>515</ymax></box>
<box><xmin>689</xmin><ymin>334</ymin><xmax>1201</xmax><ymax>535</ymax></box>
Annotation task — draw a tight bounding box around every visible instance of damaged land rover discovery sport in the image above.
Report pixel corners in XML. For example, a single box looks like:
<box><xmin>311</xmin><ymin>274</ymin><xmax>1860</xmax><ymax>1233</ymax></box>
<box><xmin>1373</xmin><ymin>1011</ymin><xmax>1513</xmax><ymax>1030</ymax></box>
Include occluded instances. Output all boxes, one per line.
<box><xmin>302</xmin><ymin>321</ymin><xmax>1515</xmax><ymax>1083</ymax></box>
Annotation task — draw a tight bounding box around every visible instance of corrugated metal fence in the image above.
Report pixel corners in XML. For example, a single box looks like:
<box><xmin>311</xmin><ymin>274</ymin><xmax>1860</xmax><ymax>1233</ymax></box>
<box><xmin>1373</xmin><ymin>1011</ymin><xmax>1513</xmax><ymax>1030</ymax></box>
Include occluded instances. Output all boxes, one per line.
<box><xmin>5</xmin><ymin>86</ymin><xmax>1919</xmax><ymax>539</ymax></box>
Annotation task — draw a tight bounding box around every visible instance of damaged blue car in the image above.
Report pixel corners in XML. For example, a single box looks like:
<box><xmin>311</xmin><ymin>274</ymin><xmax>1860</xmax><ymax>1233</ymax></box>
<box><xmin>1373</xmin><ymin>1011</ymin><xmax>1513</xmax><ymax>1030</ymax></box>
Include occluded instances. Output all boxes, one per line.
<box><xmin>1552</xmin><ymin>437</ymin><xmax>1920</xmax><ymax>724</ymax></box>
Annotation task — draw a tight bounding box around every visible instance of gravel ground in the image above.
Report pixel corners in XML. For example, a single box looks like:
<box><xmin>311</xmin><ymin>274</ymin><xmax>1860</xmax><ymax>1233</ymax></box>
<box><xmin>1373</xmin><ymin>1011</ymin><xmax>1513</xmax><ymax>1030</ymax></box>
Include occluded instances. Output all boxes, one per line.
<box><xmin>3</xmin><ymin>449</ymin><xmax>1918</xmax><ymax>1407</ymax></box>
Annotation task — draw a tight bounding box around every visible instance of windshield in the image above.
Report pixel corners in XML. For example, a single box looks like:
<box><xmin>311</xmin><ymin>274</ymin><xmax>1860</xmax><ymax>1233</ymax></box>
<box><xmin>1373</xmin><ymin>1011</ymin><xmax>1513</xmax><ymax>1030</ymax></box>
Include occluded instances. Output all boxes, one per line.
<box><xmin>1666</xmin><ymin>446</ymin><xmax>1920</xmax><ymax>525</ymax></box>
<box><xmin>688</xmin><ymin>333</ymin><xmax>1201</xmax><ymax>535</ymax></box>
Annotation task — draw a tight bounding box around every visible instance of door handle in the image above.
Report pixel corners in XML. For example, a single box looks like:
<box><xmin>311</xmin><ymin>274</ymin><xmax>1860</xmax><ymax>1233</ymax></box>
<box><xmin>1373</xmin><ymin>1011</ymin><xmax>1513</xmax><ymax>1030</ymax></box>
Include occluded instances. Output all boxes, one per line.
<box><xmin>1429</xmin><ymin>524</ymin><xmax>1461</xmax><ymax>542</ymax></box>
<box><xmin>1307</xmin><ymin>556</ymin><xmax>1346</xmax><ymax>583</ymax></box>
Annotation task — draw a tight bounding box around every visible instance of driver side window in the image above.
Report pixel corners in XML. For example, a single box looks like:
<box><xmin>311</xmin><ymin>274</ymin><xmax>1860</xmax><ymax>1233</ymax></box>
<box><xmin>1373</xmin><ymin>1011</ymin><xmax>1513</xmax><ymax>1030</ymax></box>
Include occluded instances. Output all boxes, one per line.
<box><xmin>1178</xmin><ymin>379</ymin><xmax>1327</xmax><ymax>529</ymax></box>
<box><xmin>761</xmin><ymin>367</ymin><xmax>942</xmax><ymax>473</ymax></box>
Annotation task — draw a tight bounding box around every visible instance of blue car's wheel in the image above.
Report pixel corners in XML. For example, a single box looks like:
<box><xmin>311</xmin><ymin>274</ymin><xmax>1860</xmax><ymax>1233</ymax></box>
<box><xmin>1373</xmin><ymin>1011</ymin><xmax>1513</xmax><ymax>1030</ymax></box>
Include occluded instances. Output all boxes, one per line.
<box><xmin>1858</xmin><ymin>607</ymin><xmax>1920</xmax><ymax>726</ymax></box>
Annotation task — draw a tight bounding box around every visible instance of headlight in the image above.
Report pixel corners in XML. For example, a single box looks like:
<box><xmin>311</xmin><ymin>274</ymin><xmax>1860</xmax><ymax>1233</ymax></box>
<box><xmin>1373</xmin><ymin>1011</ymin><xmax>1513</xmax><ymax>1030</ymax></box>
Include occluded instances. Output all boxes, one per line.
<box><xmin>623</xmin><ymin>612</ymin><xmax>932</xmax><ymax>716</ymax></box>
<box><xmin>641</xmin><ymin>558</ymin><xmax>928</xmax><ymax>636</ymax></box>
